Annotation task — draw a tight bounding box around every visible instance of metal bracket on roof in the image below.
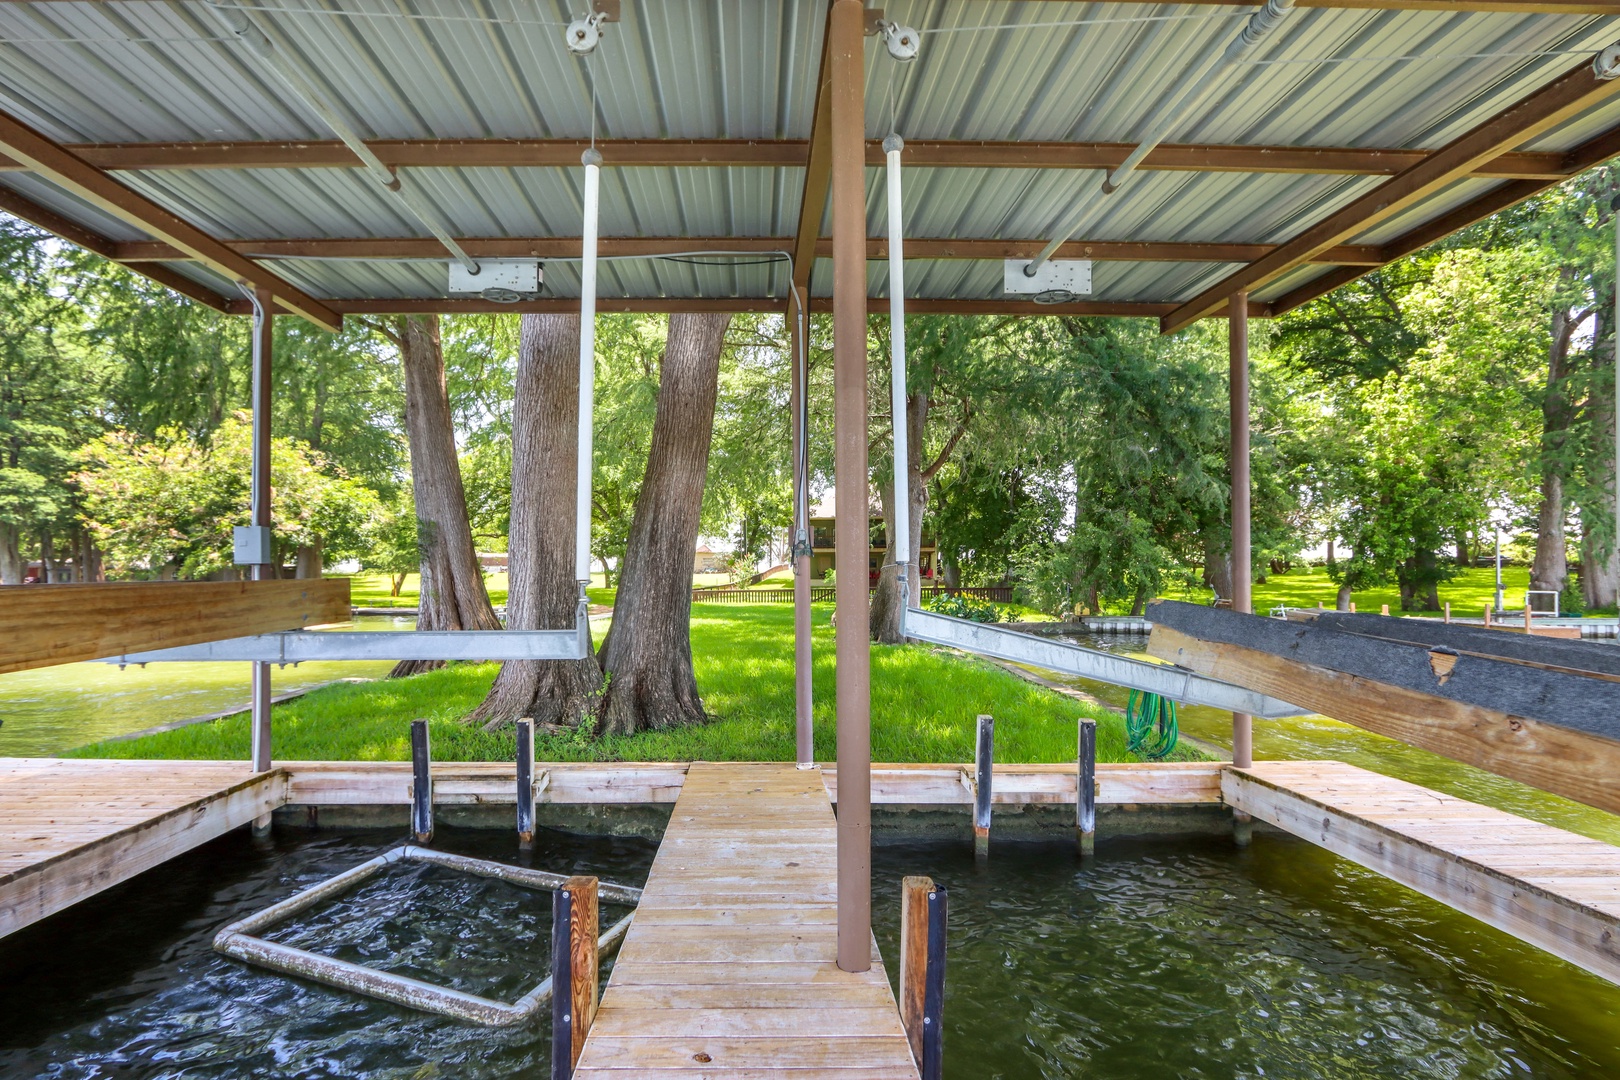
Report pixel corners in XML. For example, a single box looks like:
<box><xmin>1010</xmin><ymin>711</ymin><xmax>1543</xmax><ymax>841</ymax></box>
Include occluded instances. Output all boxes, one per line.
<box><xmin>592</xmin><ymin>0</ymin><xmax>620</xmax><ymax>21</ymax></box>
<box><xmin>864</xmin><ymin>7</ymin><xmax>886</xmax><ymax>36</ymax></box>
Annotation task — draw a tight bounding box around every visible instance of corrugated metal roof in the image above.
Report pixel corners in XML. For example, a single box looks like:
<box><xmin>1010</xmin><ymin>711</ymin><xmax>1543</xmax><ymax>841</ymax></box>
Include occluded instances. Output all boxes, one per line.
<box><xmin>0</xmin><ymin>1</ymin><xmax>1617</xmax><ymax>310</ymax></box>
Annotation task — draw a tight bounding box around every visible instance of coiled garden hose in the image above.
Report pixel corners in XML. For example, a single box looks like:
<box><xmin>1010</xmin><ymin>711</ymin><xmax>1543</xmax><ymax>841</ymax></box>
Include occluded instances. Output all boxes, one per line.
<box><xmin>1125</xmin><ymin>689</ymin><xmax>1179</xmax><ymax>760</ymax></box>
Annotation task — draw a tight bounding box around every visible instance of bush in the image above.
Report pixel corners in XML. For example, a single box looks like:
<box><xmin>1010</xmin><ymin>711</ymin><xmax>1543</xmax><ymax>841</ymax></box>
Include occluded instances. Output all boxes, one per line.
<box><xmin>924</xmin><ymin>592</ymin><xmax>1004</xmax><ymax>623</ymax></box>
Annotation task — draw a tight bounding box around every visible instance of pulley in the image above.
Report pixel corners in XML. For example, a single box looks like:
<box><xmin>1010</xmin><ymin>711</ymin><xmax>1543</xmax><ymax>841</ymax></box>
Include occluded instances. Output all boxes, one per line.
<box><xmin>881</xmin><ymin>21</ymin><xmax>920</xmax><ymax>62</ymax></box>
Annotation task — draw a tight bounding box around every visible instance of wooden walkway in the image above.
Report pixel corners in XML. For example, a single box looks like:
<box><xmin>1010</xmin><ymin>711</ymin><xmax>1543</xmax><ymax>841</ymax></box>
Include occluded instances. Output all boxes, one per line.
<box><xmin>1226</xmin><ymin>760</ymin><xmax>1620</xmax><ymax>985</ymax></box>
<box><xmin>0</xmin><ymin>758</ymin><xmax>287</xmax><ymax>938</ymax></box>
<box><xmin>574</xmin><ymin>762</ymin><xmax>920</xmax><ymax>1078</ymax></box>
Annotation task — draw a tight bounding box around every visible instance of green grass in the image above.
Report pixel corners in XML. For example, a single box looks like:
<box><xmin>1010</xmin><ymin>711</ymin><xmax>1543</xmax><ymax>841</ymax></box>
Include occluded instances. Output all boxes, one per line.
<box><xmin>71</xmin><ymin>604</ymin><xmax>1163</xmax><ymax>765</ymax></box>
<box><xmin>1162</xmin><ymin>564</ymin><xmax>1541</xmax><ymax>617</ymax></box>
<box><xmin>342</xmin><ymin>572</ymin><xmax>614</xmax><ymax>609</ymax></box>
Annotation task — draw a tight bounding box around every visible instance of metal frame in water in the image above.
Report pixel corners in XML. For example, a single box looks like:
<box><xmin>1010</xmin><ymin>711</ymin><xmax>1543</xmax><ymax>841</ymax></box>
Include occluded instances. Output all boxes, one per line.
<box><xmin>212</xmin><ymin>845</ymin><xmax>640</xmax><ymax>1026</ymax></box>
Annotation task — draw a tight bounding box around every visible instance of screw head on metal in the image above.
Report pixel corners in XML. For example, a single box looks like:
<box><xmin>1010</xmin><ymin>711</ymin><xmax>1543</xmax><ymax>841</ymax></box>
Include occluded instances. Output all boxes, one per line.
<box><xmin>1596</xmin><ymin>43</ymin><xmax>1620</xmax><ymax>80</ymax></box>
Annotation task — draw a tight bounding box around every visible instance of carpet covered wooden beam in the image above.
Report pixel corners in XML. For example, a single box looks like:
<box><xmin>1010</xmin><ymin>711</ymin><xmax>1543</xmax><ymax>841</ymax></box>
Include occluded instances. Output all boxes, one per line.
<box><xmin>1145</xmin><ymin>599</ymin><xmax>1620</xmax><ymax>816</ymax></box>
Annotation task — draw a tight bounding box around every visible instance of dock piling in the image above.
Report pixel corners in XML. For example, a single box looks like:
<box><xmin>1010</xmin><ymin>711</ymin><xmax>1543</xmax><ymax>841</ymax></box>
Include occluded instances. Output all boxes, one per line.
<box><xmin>516</xmin><ymin>718</ymin><xmax>535</xmax><ymax>849</ymax></box>
<box><xmin>1077</xmin><ymin>718</ymin><xmax>1097</xmax><ymax>857</ymax></box>
<box><xmin>973</xmin><ymin>714</ymin><xmax>994</xmax><ymax>858</ymax></box>
<box><xmin>901</xmin><ymin>875</ymin><xmax>948</xmax><ymax>1080</ymax></box>
<box><xmin>551</xmin><ymin>876</ymin><xmax>599</xmax><ymax>1080</ymax></box>
<box><xmin>409</xmin><ymin>719</ymin><xmax>432</xmax><ymax>844</ymax></box>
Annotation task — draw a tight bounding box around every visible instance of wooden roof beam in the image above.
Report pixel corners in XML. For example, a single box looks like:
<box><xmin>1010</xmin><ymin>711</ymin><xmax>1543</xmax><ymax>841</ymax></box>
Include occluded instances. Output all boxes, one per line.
<box><xmin>1268</xmin><ymin>116</ymin><xmax>1620</xmax><ymax>315</ymax></box>
<box><xmin>791</xmin><ymin>3</ymin><xmax>838</xmax><ymax>293</ymax></box>
<box><xmin>4</xmin><ymin>0</ymin><xmax>1617</xmax><ymax>9</ymax></box>
<box><xmin>0</xmin><ymin>185</ymin><xmax>232</xmax><ymax>311</ymax></box>
<box><xmin>0</xmin><ymin>139</ymin><xmax>1572</xmax><ymax>181</ymax></box>
<box><xmin>0</xmin><ymin>109</ymin><xmax>340</xmax><ymax>329</ymax></box>
<box><xmin>1161</xmin><ymin>54</ymin><xmax>1620</xmax><ymax>334</ymax></box>
<box><xmin>113</xmin><ymin>235</ymin><xmax>1384</xmax><ymax>265</ymax></box>
<box><xmin>281</xmin><ymin>296</ymin><xmax>1272</xmax><ymax>318</ymax></box>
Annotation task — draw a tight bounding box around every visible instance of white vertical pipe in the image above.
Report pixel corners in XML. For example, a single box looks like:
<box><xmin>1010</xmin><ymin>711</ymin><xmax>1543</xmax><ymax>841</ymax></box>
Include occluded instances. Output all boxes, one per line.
<box><xmin>576</xmin><ymin>150</ymin><xmax>602</xmax><ymax>589</ymax></box>
<box><xmin>884</xmin><ymin>135</ymin><xmax>910</xmax><ymax>609</ymax></box>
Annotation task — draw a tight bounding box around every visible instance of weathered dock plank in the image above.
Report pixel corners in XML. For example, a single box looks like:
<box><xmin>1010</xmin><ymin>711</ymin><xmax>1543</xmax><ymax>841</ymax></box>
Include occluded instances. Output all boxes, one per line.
<box><xmin>1225</xmin><ymin>760</ymin><xmax>1620</xmax><ymax>986</ymax></box>
<box><xmin>573</xmin><ymin>762</ymin><xmax>920</xmax><ymax>1078</ymax></box>
<box><xmin>0</xmin><ymin>758</ymin><xmax>288</xmax><ymax>937</ymax></box>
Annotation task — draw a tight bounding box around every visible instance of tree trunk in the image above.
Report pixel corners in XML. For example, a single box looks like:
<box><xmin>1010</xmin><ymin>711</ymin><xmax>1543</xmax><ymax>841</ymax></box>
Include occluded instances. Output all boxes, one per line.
<box><xmin>1532</xmin><ymin>302</ymin><xmax>1578</xmax><ymax>595</ymax></box>
<box><xmin>296</xmin><ymin>539</ymin><xmax>323</xmax><ymax>579</ymax></box>
<box><xmin>597</xmin><ymin>313</ymin><xmax>731</xmax><ymax>736</ymax></box>
<box><xmin>40</xmin><ymin>530</ymin><xmax>55</xmax><ymax>583</ymax></box>
<box><xmin>0</xmin><ymin>521</ymin><xmax>22</xmax><ymax>584</ymax></box>
<box><xmin>1203</xmin><ymin>532</ymin><xmax>1233</xmax><ymax>604</ymax></box>
<box><xmin>1531</xmin><ymin>471</ymin><xmax>1567</xmax><ymax>594</ymax></box>
<box><xmin>468</xmin><ymin>314</ymin><xmax>602</xmax><ymax>729</ymax></box>
<box><xmin>1335</xmin><ymin>584</ymin><xmax>1352</xmax><ymax>610</ymax></box>
<box><xmin>871</xmin><ymin>388</ymin><xmax>930</xmax><ymax>645</ymax></box>
<box><xmin>394</xmin><ymin>314</ymin><xmax>499</xmax><ymax>677</ymax></box>
<box><xmin>1580</xmin><ymin>325</ymin><xmax>1618</xmax><ymax>610</ymax></box>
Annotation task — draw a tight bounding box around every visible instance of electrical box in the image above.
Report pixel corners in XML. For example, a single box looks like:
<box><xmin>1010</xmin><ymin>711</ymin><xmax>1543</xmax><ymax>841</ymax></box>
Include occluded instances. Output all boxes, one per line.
<box><xmin>233</xmin><ymin>525</ymin><xmax>273</xmax><ymax>566</ymax></box>
<box><xmin>1003</xmin><ymin>259</ymin><xmax>1092</xmax><ymax>296</ymax></box>
<box><xmin>448</xmin><ymin>259</ymin><xmax>542</xmax><ymax>302</ymax></box>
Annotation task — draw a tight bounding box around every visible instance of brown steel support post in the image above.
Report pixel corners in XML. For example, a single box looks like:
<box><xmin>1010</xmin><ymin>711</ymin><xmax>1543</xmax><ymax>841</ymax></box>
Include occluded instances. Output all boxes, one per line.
<box><xmin>1229</xmin><ymin>292</ymin><xmax>1253</xmax><ymax>845</ymax></box>
<box><xmin>791</xmin><ymin>288</ymin><xmax>814</xmax><ymax>767</ymax></box>
<box><xmin>830</xmin><ymin>0</ymin><xmax>871</xmax><ymax>975</ymax></box>
<box><xmin>250</xmin><ymin>287</ymin><xmax>274</xmax><ymax>835</ymax></box>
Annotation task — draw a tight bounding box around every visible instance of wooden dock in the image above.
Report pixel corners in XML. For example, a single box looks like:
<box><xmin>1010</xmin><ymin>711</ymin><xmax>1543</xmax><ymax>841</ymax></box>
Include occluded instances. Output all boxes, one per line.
<box><xmin>0</xmin><ymin>758</ymin><xmax>287</xmax><ymax>938</ymax></box>
<box><xmin>574</xmin><ymin>762</ymin><xmax>921</xmax><ymax>1078</ymax></box>
<box><xmin>1226</xmin><ymin>760</ymin><xmax>1620</xmax><ymax>985</ymax></box>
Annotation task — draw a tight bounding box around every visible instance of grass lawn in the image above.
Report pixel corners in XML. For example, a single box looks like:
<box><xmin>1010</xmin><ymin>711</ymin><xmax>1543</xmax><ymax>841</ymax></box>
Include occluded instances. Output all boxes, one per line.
<box><xmin>72</xmin><ymin>604</ymin><xmax>1172</xmax><ymax>765</ymax></box>
<box><xmin>1251</xmin><ymin>564</ymin><xmax>1537</xmax><ymax>617</ymax></box>
<box><xmin>343</xmin><ymin>572</ymin><xmax>615</xmax><ymax>609</ymax></box>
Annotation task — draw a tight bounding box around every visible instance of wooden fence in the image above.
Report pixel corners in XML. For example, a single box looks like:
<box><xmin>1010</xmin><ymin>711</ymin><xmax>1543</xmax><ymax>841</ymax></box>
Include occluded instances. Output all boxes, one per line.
<box><xmin>690</xmin><ymin>585</ymin><xmax>1011</xmax><ymax>604</ymax></box>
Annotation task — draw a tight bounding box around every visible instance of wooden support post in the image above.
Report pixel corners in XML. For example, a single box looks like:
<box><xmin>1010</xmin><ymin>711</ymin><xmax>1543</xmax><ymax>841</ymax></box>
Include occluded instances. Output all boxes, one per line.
<box><xmin>552</xmin><ymin>876</ymin><xmax>598</xmax><ymax>1079</ymax></box>
<box><xmin>900</xmin><ymin>876</ymin><xmax>948</xmax><ymax>1080</ymax></box>
<box><xmin>829</xmin><ymin>0</ymin><xmax>871</xmax><ymax>975</ymax></box>
<box><xmin>1526</xmin><ymin>604</ymin><xmax>1535</xmax><ymax>631</ymax></box>
<box><xmin>1445</xmin><ymin>601</ymin><xmax>1451</xmax><ymax>623</ymax></box>
<box><xmin>1077</xmin><ymin>718</ymin><xmax>1097</xmax><ymax>856</ymax></box>
<box><xmin>410</xmin><ymin>719</ymin><xmax>433</xmax><ymax>844</ymax></box>
<box><xmin>516</xmin><ymin>719</ymin><xmax>535</xmax><ymax>849</ymax></box>
<box><xmin>1381</xmin><ymin>604</ymin><xmax>1390</xmax><ymax>616</ymax></box>
<box><xmin>922</xmin><ymin>882</ymin><xmax>948</xmax><ymax>1080</ymax></box>
<box><xmin>1484</xmin><ymin>603</ymin><xmax>1493</xmax><ymax>627</ymax></box>
<box><xmin>973</xmin><ymin>714</ymin><xmax>994</xmax><ymax>858</ymax></box>
<box><xmin>899</xmin><ymin>875</ymin><xmax>930</xmax><ymax>1064</ymax></box>
<box><xmin>1228</xmin><ymin>290</ymin><xmax>1253</xmax><ymax>772</ymax></box>
<box><xmin>1348</xmin><ymin>602</ymin><xmax>1355</xmax><ymax>613</ymax></box>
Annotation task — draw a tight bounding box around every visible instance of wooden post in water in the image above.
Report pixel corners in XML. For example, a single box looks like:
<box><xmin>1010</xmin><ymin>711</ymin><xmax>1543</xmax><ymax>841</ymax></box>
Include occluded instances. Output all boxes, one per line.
<box><xmin>922</xmin><ymin>883</ymin><xmax>948</xmax><ymax>1079</ymax></box>
<box><xmin>410</xmin><ymin>719</ymin><xmax>433</xmax><ymax>844</ymax></box>
<box><xmin>551</xmin><ymin>876</ymin><xmax>599</xmax><ymax>1080</ymax></box>
<box><xmin>516</xmin><ymin>718</ymin><xmax>535</xmax><ymax>849</ymax></box>
<box><xmin>900</xmin><ymin>876</ymin><xmax>948</xmax><ymax>1080</ymax></box>
<box><xmin>973</xmin><ymin>715</ymin><xmax>994</xmax><ymax>858</ymax></box>
<box><xmin>900</xmin><ymin>876</ymin><xmax>930</xmax><ymax>1064</ymax></box>
<box><xmin>1077</xmin><ymin>718</ymin><xmax>1097</xmax><ymax>857</ymax></box>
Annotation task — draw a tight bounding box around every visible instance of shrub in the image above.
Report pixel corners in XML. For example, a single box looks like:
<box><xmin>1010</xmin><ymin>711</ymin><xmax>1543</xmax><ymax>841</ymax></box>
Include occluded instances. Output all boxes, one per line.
<box><xmin>924</xmin><ymin>592</ymin><xmax>1004</xmax><ymax>623</ymax></box>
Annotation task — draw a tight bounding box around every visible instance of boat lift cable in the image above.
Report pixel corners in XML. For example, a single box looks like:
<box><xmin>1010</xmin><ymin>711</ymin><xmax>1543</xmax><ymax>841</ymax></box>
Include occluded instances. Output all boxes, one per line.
<box><xmin>204</xmin><ymin>0</ymin><xmax>480</xmax><ymax>275</ymax></box>
<box><xmin>1026</xmin><ymin>0</ymin><xmax>1297</xmax><ymax>277</ymax></box>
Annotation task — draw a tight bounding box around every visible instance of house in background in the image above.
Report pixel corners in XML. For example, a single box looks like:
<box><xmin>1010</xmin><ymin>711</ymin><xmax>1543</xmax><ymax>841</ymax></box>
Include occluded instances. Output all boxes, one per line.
<box><xmin>693</xmin><ymin>545</ymin><xmax>729</xmax><ymax>575</ymax></box>
<box><xmin>807</xmin><ymin>491</ymin><xmax>937</xmax><ymax>585</ymax></box>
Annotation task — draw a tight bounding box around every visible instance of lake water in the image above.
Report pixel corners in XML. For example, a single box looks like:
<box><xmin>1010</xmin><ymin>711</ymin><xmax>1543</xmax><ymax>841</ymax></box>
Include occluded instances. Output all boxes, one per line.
<box><xmin>3</xmin><ymin>824</ymin><xmax>1619</xmax><ymax>1079</ymax></box>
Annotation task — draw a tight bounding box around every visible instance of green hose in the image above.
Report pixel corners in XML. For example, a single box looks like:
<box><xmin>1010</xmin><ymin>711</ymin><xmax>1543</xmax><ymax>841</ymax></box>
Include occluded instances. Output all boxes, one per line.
<box><xmin>1125</xmin><ymin>689</ymin><xmax>1179</xmax><ymax>760</ymax></box>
